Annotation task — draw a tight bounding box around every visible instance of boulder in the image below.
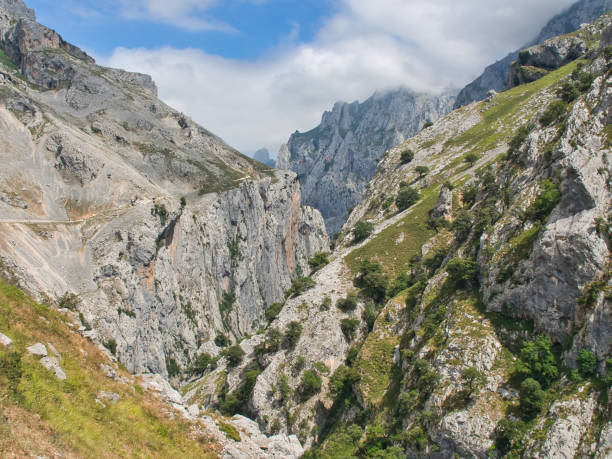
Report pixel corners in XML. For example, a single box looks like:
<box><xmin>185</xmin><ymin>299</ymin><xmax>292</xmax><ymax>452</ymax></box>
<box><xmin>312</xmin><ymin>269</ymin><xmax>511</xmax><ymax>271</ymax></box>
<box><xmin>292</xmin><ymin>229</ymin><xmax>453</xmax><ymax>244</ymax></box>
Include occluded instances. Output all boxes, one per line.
<box><xmin>26</xmin><ymin>342</ymin><xmax>47</xmax><ymax>357</ymax></box>
<box><xmin>0</xmin><ymin>332</ymin><xmax>12</xmax><ymax>347</ymax></box>
<box><xmin>40</xmin><ymin>356</ymin><xmax>66</xmax><ymax>380</ymax></box>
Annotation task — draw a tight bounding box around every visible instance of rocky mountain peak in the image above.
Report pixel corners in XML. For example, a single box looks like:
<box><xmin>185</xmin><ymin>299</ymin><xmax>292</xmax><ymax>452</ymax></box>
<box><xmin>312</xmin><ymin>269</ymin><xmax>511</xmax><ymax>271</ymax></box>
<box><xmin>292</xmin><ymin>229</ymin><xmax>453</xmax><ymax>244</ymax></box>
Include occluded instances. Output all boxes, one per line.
<box><xmin>0</xmin><ymin>0</ymin><xmax>34</xmax><ymax>20</ymax></box>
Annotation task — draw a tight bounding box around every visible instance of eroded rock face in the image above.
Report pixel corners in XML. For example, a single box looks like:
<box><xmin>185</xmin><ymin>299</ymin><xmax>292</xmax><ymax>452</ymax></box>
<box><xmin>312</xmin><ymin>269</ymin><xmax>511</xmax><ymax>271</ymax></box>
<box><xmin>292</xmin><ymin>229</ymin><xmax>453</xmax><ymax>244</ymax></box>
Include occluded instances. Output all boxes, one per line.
<box><xmin>0</xmin><ymin>3</ymin><xmax>328</xmax><ymax>376</ymax></box>
<box><xmin>280</xmin><ymin>88</ymin><xmax>456</xmax><ymax>235</ymax></box>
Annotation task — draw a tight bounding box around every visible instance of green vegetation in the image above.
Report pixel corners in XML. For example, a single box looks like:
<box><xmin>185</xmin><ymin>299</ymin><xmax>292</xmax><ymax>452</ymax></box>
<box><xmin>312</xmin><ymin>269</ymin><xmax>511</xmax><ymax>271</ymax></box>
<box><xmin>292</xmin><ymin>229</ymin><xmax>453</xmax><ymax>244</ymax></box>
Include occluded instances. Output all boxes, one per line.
<box><xmin>225</xmin><ymin>345</ymin><xmax>245</xmax><ymax>367</ymax></box>
<box><xmin>151</xmin><ymin>203</ymin><xmax>169</xmax><ymax>226</ymax></box>
<box><xmin>217</xmin><ymin>421</ymin><xmax>241</xmax><ymax>442</ymax></box>
<box><xmin>446</xmin><ymin>257</ymin><xmax>478</xmax><ymax>288</ymax></box>
<box><xmin>340</xmin><ymin>318</ymin><xmax>360</xmax><ymax>340</ymax></box>
<box><xmin>215</xmin><ymin>333</ymin><xmax>229</xmax><ymax>347</ymax></box>
<box><xmin>396</xmin><ymin>185</ymin><xmax>420</xmax><ymax>211</ymax></box>
<box><xmin>265</xmin><ymin>302</ymin><xmax>284</xmax><ymax>322</ymax></box>
<box><xmin>539</xmin><ymin>100</ymin><xmax>569</xmax><ymax>126</ymax></box>
<box><xmin>352</xmin><ymin>221</ymin><xmax>375</xmax><ymax>244</ymax></box>
<box><xmin>189</xmin><ymin>353</ymin><xmax>218</xmax><ymax>375</ymax></box>
<box><xmin>219</xmin><ymin>290</ymin><xmax>235</xmax><ymax>315</ymax></box>
<box><xmin>356</xmin><ymin>260</ymin><xmax>389</xmax><ymax>303</ymax></box>
<box><xmin>299</xmin><ymin>370</ymin><xmax>322</xmax><ymax>400</ymax></box>
<box><xmin>400</xmin><ymin>149</ymin><xmax>415</xmax><ymax>164</ymax></box>
<box><xmin>308</xmin><ymin>252</ymin><xmax>330</xmax><ymax>272</ymax></box>
<box><xmin>346</xmin><ymin>187</ymin><xmax>438</xmax><ymax>277</ymax></box>
<box><xmin>577</xmin><ymin>349</ymin><xmax>596</xmax><ymax>378</ymax></box>
<box><xmin>0</xmin><ymin>280</ymin><xmax>216</xmax><ymax>457</ymax></box>
<box><xmin>284</xmin><ymin>321</ymin><xmax>303</xmax><ymax>349</ymax></box>
<box><xmin>286</xmin><ymin>277</ymin><xmax>316</xmax><ymax>298</ymax></box>
<box><xmin>519</xmin><ymin>378</ymin><xmax>546</xmax><ymax>419</ymax></box>
<box><xmin>525</xmin><ymin>180</ymin><xmax>561</xmax><ymax>222</ymax></box>
<box><xmin>464</xmin><ymin>153</ymin><xmax>479</xmax><ymax>166</ymax></box>
<box><xmin>461</xmin><ymin>367</ymin><xmax>487</xmax><ymax>398</ymax></box>
<box><xmin>515</xmin><ymin>335</ymin><xmax>558</xmax><ymax>388</ymax></box>
<box><xmin>337</xmin><ymin>292</ymin><xmax>359</xmax><ymax>312</ymax></box>
<box><xmin>415</xmin><ymin>165</ymin><xmax>430</xmax><ymax>178</ymax></box>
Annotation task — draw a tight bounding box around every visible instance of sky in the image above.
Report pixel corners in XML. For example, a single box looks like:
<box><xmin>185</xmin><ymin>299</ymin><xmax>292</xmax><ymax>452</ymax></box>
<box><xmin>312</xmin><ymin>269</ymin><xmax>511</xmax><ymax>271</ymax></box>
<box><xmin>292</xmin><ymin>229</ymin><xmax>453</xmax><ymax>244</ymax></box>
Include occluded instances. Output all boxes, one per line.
<box><xmin>27</xmin><ymin>0</ymin><xmax>577</xmax><ymax>156</ymax></box>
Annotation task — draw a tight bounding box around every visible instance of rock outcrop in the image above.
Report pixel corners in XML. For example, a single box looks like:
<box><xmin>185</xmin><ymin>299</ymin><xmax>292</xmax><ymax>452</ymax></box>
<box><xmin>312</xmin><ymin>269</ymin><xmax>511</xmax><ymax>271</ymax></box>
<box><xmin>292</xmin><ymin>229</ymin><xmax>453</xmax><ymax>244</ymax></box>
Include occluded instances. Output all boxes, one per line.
<box><xmin>279</xmin><ymin>88</ymin><xmax>456</xmax><ymax>235</ymax></box>
<box><xmin>454</xmin><ymin>0</ymin><xmax>612</xmax><ymax>108</ymax></box>
<box><xmin>0</xmin><ymin>2</ymin><xmax>328</xmax><ymax>378</ymax></box>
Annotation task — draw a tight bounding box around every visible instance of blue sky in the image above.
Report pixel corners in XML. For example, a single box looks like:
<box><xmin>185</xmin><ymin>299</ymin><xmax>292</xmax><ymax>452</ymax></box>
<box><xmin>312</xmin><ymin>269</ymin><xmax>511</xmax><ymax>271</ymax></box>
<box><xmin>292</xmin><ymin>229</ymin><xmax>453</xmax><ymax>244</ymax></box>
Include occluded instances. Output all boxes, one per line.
<box><xmin>24</xmin><ymin>0</ymin><xmax>576</xmax><ymax>156</ymax></box>
<box><xmin>27</xmin><ymin>0</ymin><xmax>333</xmax><ymax>60</ymax></box>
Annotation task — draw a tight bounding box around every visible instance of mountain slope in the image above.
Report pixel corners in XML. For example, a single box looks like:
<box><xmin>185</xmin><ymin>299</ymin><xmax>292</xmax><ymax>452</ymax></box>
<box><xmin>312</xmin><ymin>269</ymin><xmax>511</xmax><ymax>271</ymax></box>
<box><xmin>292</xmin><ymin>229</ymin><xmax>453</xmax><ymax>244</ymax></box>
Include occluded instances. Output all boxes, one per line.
<box><xmin>277</xmin><ymin>88</ymin><xmax>456</xmax><ymax>235</ymax></box>
<box><xmin>454</xmin><ymin>0</ymin><xmax>612</xmax><ymax>108</ymax></box>
<box><xmin>0</xmin><ymin>0</ymin><xmax>328</xmax><ymax>379</ymax></box>
<box><xmin>191</xmin><ymin>16</ymin><xmax>612</xmax><ymax>458</ymax></box>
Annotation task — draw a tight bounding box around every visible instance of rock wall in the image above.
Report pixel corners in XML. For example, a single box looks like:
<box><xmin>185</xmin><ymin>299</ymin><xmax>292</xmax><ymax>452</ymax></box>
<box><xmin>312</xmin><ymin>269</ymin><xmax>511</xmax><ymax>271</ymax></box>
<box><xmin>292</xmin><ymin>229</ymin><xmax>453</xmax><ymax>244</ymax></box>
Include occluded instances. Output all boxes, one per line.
<box><xmin>0</xmin><ymin>3</ymin><xmax>328</xmax><ymax>376</ymax></box>
<box><xmin>279</xmin><ymin>88</ymin><xmax>456</xmax><ymax>235</ymax></box>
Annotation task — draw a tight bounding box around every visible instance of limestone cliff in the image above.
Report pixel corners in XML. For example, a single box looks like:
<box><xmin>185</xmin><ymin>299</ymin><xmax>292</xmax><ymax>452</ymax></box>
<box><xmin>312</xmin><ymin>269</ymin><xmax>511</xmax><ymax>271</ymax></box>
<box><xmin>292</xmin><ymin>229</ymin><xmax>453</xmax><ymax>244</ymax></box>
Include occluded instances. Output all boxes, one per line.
<box><xmin>0</xmin><ymin>1</ymin><xmax>328</xmax><ymax>377</ymax></box>
<box><xmin>278</xmin><ymin>88</ymin><xmax>456</xmax><ymax>235</ymax></box>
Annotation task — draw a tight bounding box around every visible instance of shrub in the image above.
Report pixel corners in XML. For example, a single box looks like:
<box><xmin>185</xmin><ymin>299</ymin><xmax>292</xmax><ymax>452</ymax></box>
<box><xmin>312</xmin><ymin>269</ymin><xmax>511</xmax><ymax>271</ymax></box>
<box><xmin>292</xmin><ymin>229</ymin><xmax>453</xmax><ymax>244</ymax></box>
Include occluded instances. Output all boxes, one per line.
<box><xmin>308</xmin><ymin>252</ymin><xmax>330</xmax><ymax>272</ymax></box>
<box><xmin>446</xmin><ymin>257</ymin><xmax>478</xmax><ymax>288</ymax></box>
<box><xmin>152</xmin><ymin>203</ymin><xmax>169</xmax><ymax>225</ymax></box>
<box><xmin>340</xmin><ymin>318</ymin><xmax>360</xmax><ymax>340</ymax></box>
<box><xmin>215</xmin><ymin>334</ymin><xmax>229</xmax><ymax>347</ymax></box>
<box><xmin>401</xmin><ymin>149</ymin><xmax>415</xmax><ymax>164</ymax></box>
<box><xmin>284</xmin><ymin>321</ymin><xmax>303</xmax><ymax>349</ymax></box>
<box><xmin>257</xmin><ymin>328</ymin><xmax>282</xmax><ymax>354</ymax></box>
<box><xmin>226</xmin><ymin>345</ymin><xmax>245</xmax><ymax>367</ymax></box>
<box><xmin>515</xmin><ymin>335</ymin><xmax>558</xmax><ymax>388</ymax></box>
<box><xmin>337</xmin><ymin>292</ymin><xmax>359</xmax><ymax>312</ymax></box>
<box><xmin>352</xmin><ymin>221</ymin><xmax>375</xmax><ymax>243</ymax></box>
<box><xmin>526</xmin><ymin>180</ymin><xmax>561</xmax><ymax>222</ymax></box>
<box><xmin>452</xmin><ymin>210</ymin><xmax>472</xmax><ymax>241</ymax></box>
<box><xmin>286</xmin><ymin>277</ymin><xmax>316</xmax><ymax>298</ymax></box>
<box><xmin>103</xmin><ymin>339</ymin><xmax>117</xmax><ymax>356</ymax></box>
<box><xmin>363</xmin><ymin>302</ymin><xmax>378</xmax><ymax>331</ymax></box>
<box><xmin>166</xmin><ymin>356</ymin><xmax>180</xmax><ymax>377</ymax></box>
<box><xmin>559</xmin><ymin>81</ymin><xmax>579</xmax><ymax>102</ymax></box>
<box><xmin>494</xmin><ymin>419</ymin><xmax>526</xmax><ymax>455</ymax></box>
<box><xmin>279</xmin><ymin>374</ymin><xmax>291</xmax><ymax>402</ymax></box>
<box><xmin>519</xmin><ymin>378</ymin><xmax>546</xmax><ymax>419</ymax></box>
<box><xmin>397</xmin><ymin>390</ymin><xmax>419</xmax><ymax>416</ymax></box>
<box><xmin>415</xmin><ymin>166</ymin><xmax>429</xmax><ymax>178</ymax></box>
<box><xmin>422</xmin><ymin>248</ymin><xmax>447</xmax><ymax>273</ymax></box>
<box><xmin>57</xmin><ymin>292</ymin><xmax>80</xmax><ymax>310</ymax></box>
<box><xmin>190</xmin><ymin>353</ymin><xmax>218</xmax><ymax>375</ymax></box>
<box><xmin>508</xmin><ymin>124</ymin><xmax>532</xmax><ymax>161</ymax></box>
<box><xmin>396</xmin><ymin>186</ymin><xmax>420</xmax><ymax>211</ymax></box>
<box><xmin>360</xmin><ymin>272</ymin><xmax>388</xmax><ymax>303</ymax></box>
<box><xmin>388</xmin><ymin>271</ymin><xmax>413</xmax><ymax>298</ymax></box>
<box><xmin>320</xmin><ymin>296</ymin><xmax>332</xmax><ymax>311</ymax></box>
<box><xmin>423</xmin><ymin>121</ymin><xmax>434</xmax><ymax>129</ymax></box>
<box><xmin>539</xmin><ymin>100</ymin><xmax>568</xmax><ymax>126</ymax></box>
<box><xmin>217</xmin><ymin>421</ymin><xmax>241</xmax><ymax>442</ymax></box>
<box><xmin>346</xmin><ymin>347</ymin><xmax>359</xmax><ymax>366</ymax></box>
<box><xmin>329</xmin><ymin>365</ymin><xmax>360</xmax><ymax>398</ymax></box>
<box><xmin>461</xmin><ymin>183</ymin><xmax>478</xmax><ymax>207</ymax></box>
<box><xmin>464</xmin><ymin>153</ymin><xmax>479</xmax><ymax>166</ymax></box>
<box><xmin>461</xmin><ymin>367</ymin><xmax>487</xmax><ymax>397</ymax></box>
<box><xmin>300</xmin><ymin>370</ymin><xmax>322</xmax><ymax>400</ymax></box>
<box><xmin>220</xmin><ymin>291</ymin><xmax>236</xmax><ymax>315</ymax></box>
<box><xmin>577</xmin><ymin>349</ymin><xmax>596</xmax><ymax>378</ymax></box>
<box><xmin>265</xmin><ymin>302</ymin><xmax>284</xmax><ymax>322</ymax></box>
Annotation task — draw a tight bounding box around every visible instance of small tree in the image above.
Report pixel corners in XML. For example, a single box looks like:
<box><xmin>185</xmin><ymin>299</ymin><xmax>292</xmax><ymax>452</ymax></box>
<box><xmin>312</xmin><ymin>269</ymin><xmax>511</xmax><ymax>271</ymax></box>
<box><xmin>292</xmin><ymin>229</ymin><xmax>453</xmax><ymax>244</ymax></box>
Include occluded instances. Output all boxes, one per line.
<box><xmin>286</xmin><ymin>277</ymin><xmax>316</xmax><ymax>298</ymax></box>
<box><xmin>215</xmin><ymin>334</ymin><xmax>229</xmax><ymax>347</ymax></box>
<box><xmin>337</xmin><ymin>292</ymin><xmax>359</xmax><ymax>312</ymax></box>
<box><xmin>300</xmin><ymin>370</ymin><xmax>322</xmax><ymax>400</ymax></box>
<box><xmin>396</xmin><ymin>186</ymin><xmax>420</xmax><ymax>211</ymax></box>
<box><xmin>265</xmin><ymin>302</ymin><xmax>284</xmax><ymax>322</ymax></box>
<box><xmin>446</xmin><ymin>257</ymin><xmax>478</xmax><ymax>288</ymax></box>
<box><xmin>401</xmin><ymin>149</ymin><xmax>415</xmax><ymax>164</ymax></box>
<box><xmin>464</xmin><ymin>153</ymin><xmax>479</xmax><ymax>166</ymax></box>
<box><xmin>226</xmin><ymin>345</ymin><xmax>245</xmax><ymax>367</ymax></box>
<box><xmin>352</xmin><ymin>221</ymin><xmax>374</xmax><ymax>243</ymax></box>
<box><xmin>461</xmin><ymin>367</ymin><xmax>487</xmax><ymax>397</ymax></box>
<box><xmin>519</xmin><ymin>378</ymin><xmax>546</xmax><ymax>419</ymax></box>
<box><xmin>415</xmin><ymin>166</ymin><xmax>430</xmax><ymax>178</ymax></box>
<box><xmin>577</xmin><ymin>349</ymin><xmax>596</xmax><ymax>378</ymax></box>
<box><xmin>308</xmin><ymin>252</ymin><xmax>330</xmax><ymax>272</ymax></box>
<box><xmin>452</xmin><ymin>210</ymin><xmax>472</xmax><ymax>242</ymax></box>
<box><xmin>284</xmin><ymin>321</ymin><xmax>303</xmax><ymax>349</ymax></box>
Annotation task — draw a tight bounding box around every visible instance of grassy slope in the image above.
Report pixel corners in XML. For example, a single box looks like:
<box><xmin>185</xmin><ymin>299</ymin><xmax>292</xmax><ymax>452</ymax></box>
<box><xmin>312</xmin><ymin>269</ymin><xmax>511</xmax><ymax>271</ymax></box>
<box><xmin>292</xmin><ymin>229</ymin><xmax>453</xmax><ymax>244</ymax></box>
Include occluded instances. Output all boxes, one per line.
<box><xmin>0</xmin><ymin>280</ymin><xmax>217</xmax><ymax>458</ymax></box>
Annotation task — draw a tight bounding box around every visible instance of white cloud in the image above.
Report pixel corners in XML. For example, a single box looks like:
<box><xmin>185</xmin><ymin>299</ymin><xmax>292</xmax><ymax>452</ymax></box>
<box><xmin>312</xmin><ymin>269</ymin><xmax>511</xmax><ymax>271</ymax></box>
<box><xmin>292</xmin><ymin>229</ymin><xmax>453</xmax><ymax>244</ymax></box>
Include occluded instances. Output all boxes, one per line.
<box><xmin>105</xmin><ymin>0</ymin><xmax>577</xmax><ymax>155</ymax></box>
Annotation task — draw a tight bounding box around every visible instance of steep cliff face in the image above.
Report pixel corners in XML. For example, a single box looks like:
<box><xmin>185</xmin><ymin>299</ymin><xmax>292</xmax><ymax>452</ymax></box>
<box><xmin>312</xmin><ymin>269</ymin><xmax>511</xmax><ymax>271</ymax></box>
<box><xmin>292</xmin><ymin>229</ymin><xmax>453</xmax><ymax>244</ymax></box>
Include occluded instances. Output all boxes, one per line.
<box><xmin>0</xmin><ymin>3</ymin><xmax>328</xmax><ymax>377</ymax></box>
<box><xmin>189</xmin><ymin>16</ymin><xmax>612</xmax><ymax>458</ymax></box>
<box><xmin>454</xmin><ymin>0</ymin><xmax>612</xmax><ymax>108</ymax></box>
<box><xmin>278</xmin><ymin>88</ymin><xmax>456</xmax><ymax>235</ymax></box>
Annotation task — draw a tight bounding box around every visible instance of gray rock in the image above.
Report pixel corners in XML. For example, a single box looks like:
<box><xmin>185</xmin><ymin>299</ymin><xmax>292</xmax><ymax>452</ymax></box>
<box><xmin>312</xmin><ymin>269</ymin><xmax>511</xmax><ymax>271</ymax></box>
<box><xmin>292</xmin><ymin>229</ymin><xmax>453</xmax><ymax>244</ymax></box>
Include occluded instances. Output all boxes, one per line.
<box><xmin>0</xmin><ymin>332</ymin><xmax>12</xmax><ymax>347</ymax></box>
<box><xmin>97</xmin><ymin>391</ymin><xmax>120</xmax><ymax>404</ymax></box>
<box><xmin>282</xmin><ymin>88</ymin><xmax>456</xmax><ymax>234</ymax></box>
<box><xmin>26</xmin><ymin>342</ymin><xmax>47</xmax><ymax>357</ymax></box>
<box><xmin>0</xmin><ymin>0</ymin><xmax>34</xmax><ymax>20</ymax></box>
<box><xmin>40</xmin><ymin>356</ymin><xmax>66</xmax><ymax>380</ymax></box>
<box><xmin>430</xmin><ymin>184</ymin><xmax>453</xmax><ymax>220</ymax></box>
<box><xmin>47</xmin><ymin>342</ymin><xmax>60</xmax><ymax>359</ymax></box>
